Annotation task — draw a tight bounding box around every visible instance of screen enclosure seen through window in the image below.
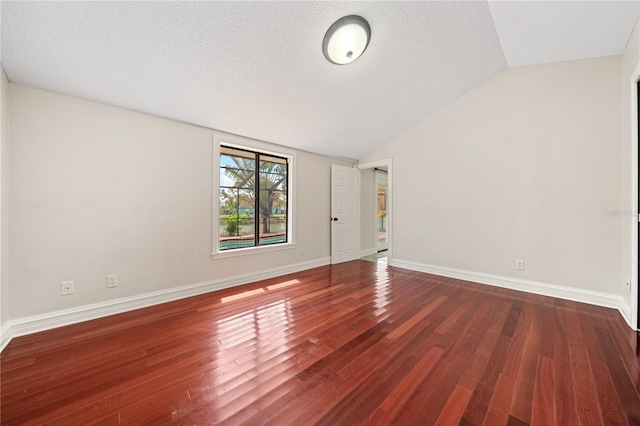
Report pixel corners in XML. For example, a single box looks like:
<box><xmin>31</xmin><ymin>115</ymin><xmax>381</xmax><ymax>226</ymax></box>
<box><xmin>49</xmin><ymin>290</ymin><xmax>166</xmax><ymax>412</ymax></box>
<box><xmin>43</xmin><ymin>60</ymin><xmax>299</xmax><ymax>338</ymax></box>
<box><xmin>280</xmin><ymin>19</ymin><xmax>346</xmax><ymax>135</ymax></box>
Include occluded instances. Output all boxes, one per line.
<box><xmin>219</xmin><ymin>145</ymin><xmax>288</xmax><ymax>251</ymax></box>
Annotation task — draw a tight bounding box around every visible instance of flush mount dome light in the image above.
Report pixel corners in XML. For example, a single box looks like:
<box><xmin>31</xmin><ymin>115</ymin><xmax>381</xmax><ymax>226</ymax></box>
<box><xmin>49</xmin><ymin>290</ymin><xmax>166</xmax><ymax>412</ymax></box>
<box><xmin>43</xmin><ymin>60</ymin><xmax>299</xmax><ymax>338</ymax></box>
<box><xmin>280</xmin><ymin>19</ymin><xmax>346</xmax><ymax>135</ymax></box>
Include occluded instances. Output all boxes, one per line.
<box><xmin>322</xmin><ymin>15</ymin><xmax>371</xmax><ymax>65</ymax></box>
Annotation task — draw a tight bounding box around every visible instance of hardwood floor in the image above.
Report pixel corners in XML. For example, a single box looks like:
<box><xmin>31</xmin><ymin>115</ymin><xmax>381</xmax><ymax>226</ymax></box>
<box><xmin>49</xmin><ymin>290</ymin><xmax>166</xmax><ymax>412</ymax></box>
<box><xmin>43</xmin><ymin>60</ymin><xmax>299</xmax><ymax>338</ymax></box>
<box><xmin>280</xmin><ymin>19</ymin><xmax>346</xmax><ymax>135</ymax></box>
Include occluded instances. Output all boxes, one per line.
<box><xmin>1</xmin><ymin>260</ymin><xmax>639</xmax><ymax>425</ymax></box>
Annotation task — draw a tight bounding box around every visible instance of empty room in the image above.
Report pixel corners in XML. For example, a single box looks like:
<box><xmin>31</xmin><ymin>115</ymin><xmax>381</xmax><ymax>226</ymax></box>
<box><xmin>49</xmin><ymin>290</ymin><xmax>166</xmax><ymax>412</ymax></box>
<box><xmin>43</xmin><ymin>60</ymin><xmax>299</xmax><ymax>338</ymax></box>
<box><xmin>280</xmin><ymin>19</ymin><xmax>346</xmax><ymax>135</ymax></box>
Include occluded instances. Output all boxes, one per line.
<box><xmin>1</xmin><ymin>1</ymin><xmax>640</xmax><ymax>425</ymax></box>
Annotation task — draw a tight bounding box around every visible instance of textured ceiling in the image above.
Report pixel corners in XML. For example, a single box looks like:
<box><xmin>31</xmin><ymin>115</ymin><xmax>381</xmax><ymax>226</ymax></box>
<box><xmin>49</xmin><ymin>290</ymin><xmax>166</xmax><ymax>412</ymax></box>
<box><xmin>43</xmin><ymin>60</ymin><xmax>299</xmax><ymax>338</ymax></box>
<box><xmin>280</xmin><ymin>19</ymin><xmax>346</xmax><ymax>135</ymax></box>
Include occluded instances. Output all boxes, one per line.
<box><xmin>489</xmin><ymin>1</ymin><xmax>640</xmax><ymax>67</ymax></box>
<box><xmin>1</xmin><ymin>2</ymin><xmax>638</xmax><ymax>160</ymax></box>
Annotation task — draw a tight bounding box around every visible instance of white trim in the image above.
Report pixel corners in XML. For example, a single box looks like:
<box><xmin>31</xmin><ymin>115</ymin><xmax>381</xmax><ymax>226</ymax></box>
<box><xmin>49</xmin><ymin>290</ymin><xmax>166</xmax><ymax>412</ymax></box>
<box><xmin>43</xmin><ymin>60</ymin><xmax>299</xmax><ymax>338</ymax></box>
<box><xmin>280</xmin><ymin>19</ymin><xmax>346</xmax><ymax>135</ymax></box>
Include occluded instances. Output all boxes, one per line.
<box><xmin>630</xmin><ymin>62</ymin><xmax>640</xmax><ymax>331</ymax></box>
<box><xmin>211</xmin><ymin>242</ymin><xmax>296</xmax><ymax>259</ymax></box>
<box><xmin>393</xmin><ymin>259</ymin><xmax>623</xmax><ymax>310</ymax></box>
<box><xmin>371</xmin><ymin>170</ymin><xmax>378</xmax><ymax>253</ymax></box>
<box><xmin>374</xmin><ymin>169</ymin><xmax>389</xmax><ymax>252</ymax></box>
<box><xmin>212</xmin><ymin>131</ymin><xmax>296</xmax><ymax>258</ymax></box>
<box><xmin>0</xmin><ymin>322</ymin><xmax>11</xmax><ymax>352</ymax></box>
<box><xmin>0</xmin><ymin>257</ymin><xmax>329</xmax><ymax>351</ymax></box>
<box><xmin>619</xmin><ymin>297</ymin><xmax>632</xmax><ymax>328</ymax></box>
<box><xmin>358</xmin><ymin>158</ymin><xmax>393</xmax><ymax>264</ymax></box>
<box><xmin>360</xmin><ymin>248</ymin><xmax>378</xmax><ymax>257</ymax></box>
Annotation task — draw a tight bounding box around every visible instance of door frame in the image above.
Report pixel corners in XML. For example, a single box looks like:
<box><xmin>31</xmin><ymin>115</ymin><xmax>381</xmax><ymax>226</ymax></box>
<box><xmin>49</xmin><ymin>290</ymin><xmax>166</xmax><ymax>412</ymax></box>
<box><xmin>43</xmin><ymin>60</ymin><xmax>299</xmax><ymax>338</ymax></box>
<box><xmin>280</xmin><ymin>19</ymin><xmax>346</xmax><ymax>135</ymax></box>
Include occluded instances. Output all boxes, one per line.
<box><xmin>358</xmin><ymin>158</ymin><xmax>393</xmax><ymax>264</ymax></box>
<box><xmin>630</xmin><ymin>62</ymin><xmax>640</xmax><ymax>331</ymax></box>
<box><xmin>629</xmin><ymin>64</ymin><xmax>640</xmax><ymax>330</ymax></box>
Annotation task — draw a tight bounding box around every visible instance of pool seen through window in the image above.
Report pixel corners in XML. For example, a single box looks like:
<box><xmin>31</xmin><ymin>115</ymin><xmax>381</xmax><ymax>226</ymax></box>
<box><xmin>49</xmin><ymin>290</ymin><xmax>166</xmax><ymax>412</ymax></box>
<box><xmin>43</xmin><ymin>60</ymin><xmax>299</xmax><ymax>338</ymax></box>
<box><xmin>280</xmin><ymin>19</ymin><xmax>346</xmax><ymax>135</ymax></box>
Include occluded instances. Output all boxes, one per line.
<box><xmin>219</xmin><ymin>145</ymin><xmax>288</xmax><ymax>251</ymax></box>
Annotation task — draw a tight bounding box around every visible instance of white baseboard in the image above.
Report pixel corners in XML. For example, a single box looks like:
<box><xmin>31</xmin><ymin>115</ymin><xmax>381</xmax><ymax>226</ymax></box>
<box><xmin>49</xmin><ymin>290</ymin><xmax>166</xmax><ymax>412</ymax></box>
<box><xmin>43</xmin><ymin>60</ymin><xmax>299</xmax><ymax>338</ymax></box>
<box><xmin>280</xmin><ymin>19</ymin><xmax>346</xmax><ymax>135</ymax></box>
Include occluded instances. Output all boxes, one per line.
<box><xmin>2</xmin><ymin>256</ymin><xmax>633</xmax><ymax>353</ymax></box>
<box><xmin>360</xmin><ymin>248</ymin><xmax>378</xmax><ymax>257</ymax></box>
<box><xmin>618</xmin><ymin>298</ymin><xmax>634</xmax><ymax>329</ymax></box>
<box><xmin>1</xmin><ymin>257</ymin><xmax>330</xmax><ymax>352</ymax></box>
<box><xmin>0</xmin><ymin>322</ymin><xmax>11</xmax><ymax>353</ymax></box>
<box><xmin>392</xmin><ymin>259</ymin><xmax>623</xmax><ymax>310</ymax></box>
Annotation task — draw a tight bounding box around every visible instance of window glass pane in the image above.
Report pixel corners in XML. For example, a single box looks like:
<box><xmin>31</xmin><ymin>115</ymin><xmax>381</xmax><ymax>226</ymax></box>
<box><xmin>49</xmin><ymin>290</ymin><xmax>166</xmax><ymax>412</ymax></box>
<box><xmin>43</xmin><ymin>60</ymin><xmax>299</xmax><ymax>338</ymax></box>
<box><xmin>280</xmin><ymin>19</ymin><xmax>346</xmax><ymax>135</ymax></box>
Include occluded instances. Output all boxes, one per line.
<box><xmin>219</xmin><ymin>144</ymin><xmax>288</xmax><ymax>251</ymax></box>
<box><xmin>219</xmin><ymin>189</ymin><xmax>256</xmax><ymax>250</ymax></box>
<box><xmin>259</xmin><ymin>190</ymin><xmax>286</xmax><ymax>245</ymax></box>
<box><xmin>260</xmin><ymin>154</ymin><xmax>287</xmax><ymax>165</ymax></box>
<box><xmin>259</xmin><ymin>171</ymin><xmax>286</xmax><ymax>191</ymax></box>
<box><xmin>220</xmin><ymin>148</ymin><xmax>255</xmax><ymax>190</ymax></box>
<box><xmin>221</xmin><ymin>146</ymin><xmax>254</xmax><ymax>160</ymax></box>
<box><xmin>258</xmin><ymin>157</ymin><xmax>287</xmax><ymax>246</ymax></box>
<box><xmin>219</xmin><ymin>148</ymin><xmax>256</xmax><ymax>250</ymax></box>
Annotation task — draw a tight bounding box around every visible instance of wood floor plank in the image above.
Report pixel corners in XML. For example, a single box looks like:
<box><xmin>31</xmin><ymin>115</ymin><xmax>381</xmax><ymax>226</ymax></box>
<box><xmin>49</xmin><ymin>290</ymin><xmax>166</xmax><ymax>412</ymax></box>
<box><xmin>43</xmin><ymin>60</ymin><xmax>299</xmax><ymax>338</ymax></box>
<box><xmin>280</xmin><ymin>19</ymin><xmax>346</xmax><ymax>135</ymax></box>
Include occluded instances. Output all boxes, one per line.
<box><xmin>482</xmin><ymin>373</ymin><xmax>516</xmax><ymax>426</ymax></box>
<box><xmin>594</xmin><ymin>327</ymin><xmax>640</xmax><ymax>424</ymax></box>
<box><xmin>531</xmin><ymin>355</ymin><xmax>554</xmax><ymax>426</ymax></box>
<box><xmin>605</xmin><ymin>314</ymin><xmax>640</xmax><ymax>396</ymax></box>
<box><xmin>569</xmin><ymin>339</ymin><xmax>605</xmax><ymax>425</ymax></box>
<box><xmin>501</xmin><ymin>301</ymin><xmax>532</xmax><ymax>380</ymax></box>
<box><xmin>403</xmin><ymin>355</ymin><xmax>469</xmax><ymax>425</ymax></box>
<box><xmin>361</xmin><ymin>407</ymin><xmax>392</xmax><ymax>426</ymax></box>
<box><xmin>509</xmin><ymin>302</ymin><xmax>540</xmax><ymax>424</ymax></box>
<box><xmin>2</xmin><ymin>260</ymin><xmax>638</xmax><ymax>425</ymax></box>
<box><xmin>462</xmin><ymin>334</ymin><xmax>511</xmax><ymax>425</ymax></box>
<box><xmin>378</xmin><ymin>346</ymin><xmax>444</xmax><ymax>417</ymax></box>
<box><xmin>314</xmin><ymin>353</ymin><xmax>418</xmax><ymax>425</ymax></box>
<box><xmin>578</xmin><ymin>315</ymin><xmax>629</xmax><ymax>425</ymax></box>
<box><xmin>553</xmin><ymin>309</ymin><xmax>579</xmax><ymax>426</ymax></box>
<box><xmin>434</xmin><ymin>384</ymin><xmax>472</xmax><ymax>425</ymax></box>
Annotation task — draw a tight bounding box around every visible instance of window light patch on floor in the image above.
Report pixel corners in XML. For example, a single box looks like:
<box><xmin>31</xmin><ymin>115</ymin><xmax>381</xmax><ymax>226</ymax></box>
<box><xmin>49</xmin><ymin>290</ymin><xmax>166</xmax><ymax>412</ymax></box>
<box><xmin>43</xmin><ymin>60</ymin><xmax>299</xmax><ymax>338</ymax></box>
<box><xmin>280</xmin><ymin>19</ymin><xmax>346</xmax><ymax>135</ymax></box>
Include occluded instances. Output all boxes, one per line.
<box><xmin>221</xmin><ymin>288</ymin><xmax>265</xmax><ymax>303</ymax></box>
<box><xmin>220</xmin><ymin>279</ymin><xmax>300</xmax><ymax>303</ymax></box>
<box><xmin>267</xmin><ymin>279</ymin><xmax>300</xmax><ymax>291</ymax></box>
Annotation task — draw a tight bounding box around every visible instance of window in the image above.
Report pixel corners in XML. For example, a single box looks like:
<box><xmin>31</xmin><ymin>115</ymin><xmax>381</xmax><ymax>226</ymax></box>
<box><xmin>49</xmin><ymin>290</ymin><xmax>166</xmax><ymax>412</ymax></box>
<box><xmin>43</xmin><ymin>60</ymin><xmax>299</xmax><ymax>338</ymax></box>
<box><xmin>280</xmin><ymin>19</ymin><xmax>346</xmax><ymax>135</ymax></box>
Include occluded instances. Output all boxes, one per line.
<box><xmin>218</xmin><ymin>144</ymin><xmax>289</xmax><ymax>251</ymax></box>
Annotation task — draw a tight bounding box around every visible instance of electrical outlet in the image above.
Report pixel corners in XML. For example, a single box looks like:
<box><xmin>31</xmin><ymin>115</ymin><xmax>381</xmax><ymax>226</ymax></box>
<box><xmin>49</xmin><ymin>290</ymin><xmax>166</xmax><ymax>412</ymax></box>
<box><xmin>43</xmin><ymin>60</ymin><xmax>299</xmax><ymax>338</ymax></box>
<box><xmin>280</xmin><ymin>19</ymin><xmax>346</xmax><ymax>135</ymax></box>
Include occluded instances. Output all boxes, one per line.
<box><xmin>515</xmin><ymin>259</ymin><xmax>525</xmax><ymax>270</ymax></box>
<box><xmin>107</xmin><ymin>274</ymin><xmax>118</xmax><ymax>288</ymax></box>
<box><xmin>61</xmin><ymin>281</ymin><xmax>74</xmax><ymax>296</ymax></box>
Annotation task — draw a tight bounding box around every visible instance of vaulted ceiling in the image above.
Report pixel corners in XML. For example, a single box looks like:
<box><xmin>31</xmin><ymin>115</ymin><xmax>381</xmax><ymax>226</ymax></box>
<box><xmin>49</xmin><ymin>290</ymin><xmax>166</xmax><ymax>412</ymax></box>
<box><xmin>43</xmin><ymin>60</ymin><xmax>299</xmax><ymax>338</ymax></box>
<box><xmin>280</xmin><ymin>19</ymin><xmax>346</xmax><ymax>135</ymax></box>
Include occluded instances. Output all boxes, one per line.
<box><xmin>2</xmin><ymin>1</ymin><xmax>639</xmax><ymax>160</ymax></box>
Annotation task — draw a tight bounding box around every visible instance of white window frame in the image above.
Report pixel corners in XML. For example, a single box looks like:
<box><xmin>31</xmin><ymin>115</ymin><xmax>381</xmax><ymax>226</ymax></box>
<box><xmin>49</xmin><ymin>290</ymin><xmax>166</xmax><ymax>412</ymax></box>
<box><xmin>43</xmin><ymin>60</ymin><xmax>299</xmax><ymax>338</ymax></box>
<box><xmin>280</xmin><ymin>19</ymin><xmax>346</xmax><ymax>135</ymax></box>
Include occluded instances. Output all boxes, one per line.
<box><xmin>212</xmin><ymin>132</ymin><xmax>296</xmax><ymax>259</ymax></box>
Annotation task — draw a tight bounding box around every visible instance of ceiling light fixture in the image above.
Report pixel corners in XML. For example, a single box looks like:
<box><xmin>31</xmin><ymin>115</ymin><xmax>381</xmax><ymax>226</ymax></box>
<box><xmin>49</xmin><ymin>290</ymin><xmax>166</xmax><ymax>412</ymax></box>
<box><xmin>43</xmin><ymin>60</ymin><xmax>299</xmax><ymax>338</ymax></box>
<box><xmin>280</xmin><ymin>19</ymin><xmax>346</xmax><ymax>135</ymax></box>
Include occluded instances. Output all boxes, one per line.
<box><xmin>322</xmin><ymin>15</ymin><xmax>371</xmax><ymax>65</ymax></box>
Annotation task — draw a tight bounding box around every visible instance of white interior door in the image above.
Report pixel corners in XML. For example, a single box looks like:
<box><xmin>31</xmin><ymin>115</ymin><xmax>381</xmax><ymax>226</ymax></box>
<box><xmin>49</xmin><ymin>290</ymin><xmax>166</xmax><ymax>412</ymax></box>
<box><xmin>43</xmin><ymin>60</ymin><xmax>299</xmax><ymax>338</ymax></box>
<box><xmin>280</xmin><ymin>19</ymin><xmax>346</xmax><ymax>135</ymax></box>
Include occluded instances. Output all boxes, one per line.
<box><xmin>331</xmin><ymin>165</ymin><xmax>360</xmax><ymax>264</ymax></box>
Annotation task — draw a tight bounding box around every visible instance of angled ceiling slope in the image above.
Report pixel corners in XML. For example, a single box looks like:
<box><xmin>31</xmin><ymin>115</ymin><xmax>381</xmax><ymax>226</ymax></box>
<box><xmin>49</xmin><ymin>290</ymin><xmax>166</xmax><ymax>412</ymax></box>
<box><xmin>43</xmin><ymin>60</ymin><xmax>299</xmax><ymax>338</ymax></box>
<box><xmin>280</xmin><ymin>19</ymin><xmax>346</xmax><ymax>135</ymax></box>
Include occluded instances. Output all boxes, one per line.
<box><xmin>1</xmin><ymin>1</ymin><xmax>639</xmax><ymax>160</ymax></box>
<box><xmin>489</xmin><ymin>1</ymin><xmax>640</xmax><ymax>67</ymax></box>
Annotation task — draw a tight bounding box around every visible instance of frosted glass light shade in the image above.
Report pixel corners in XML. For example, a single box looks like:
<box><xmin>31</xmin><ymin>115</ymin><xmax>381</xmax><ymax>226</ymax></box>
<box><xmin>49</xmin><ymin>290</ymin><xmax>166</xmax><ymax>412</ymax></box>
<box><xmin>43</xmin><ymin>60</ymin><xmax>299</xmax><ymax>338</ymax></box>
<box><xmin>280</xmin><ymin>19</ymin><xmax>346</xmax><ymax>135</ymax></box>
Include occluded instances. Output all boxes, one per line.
<box><xmin>323</xmin><ymin>16</ymin><xmax>371</xmax><ymax>65</ymax></box>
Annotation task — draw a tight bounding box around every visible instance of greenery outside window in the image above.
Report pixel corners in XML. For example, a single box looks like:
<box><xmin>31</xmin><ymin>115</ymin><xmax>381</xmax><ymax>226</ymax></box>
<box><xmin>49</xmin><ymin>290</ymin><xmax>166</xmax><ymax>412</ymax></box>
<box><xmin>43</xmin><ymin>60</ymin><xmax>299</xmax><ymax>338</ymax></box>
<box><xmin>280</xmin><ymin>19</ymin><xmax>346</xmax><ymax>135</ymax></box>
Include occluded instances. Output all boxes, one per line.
<box><xmin>219</xmin><ymin>145</ymin><xmax>289</xmax><ymax>251</ymax></box>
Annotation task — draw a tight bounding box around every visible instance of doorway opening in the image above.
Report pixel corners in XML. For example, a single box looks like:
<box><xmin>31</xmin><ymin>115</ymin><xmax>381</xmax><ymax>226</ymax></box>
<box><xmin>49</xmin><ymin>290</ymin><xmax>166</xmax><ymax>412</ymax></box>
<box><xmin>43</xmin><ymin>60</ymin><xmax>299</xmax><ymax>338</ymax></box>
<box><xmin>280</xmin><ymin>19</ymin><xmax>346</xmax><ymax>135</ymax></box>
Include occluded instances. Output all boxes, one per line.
<box><xmin>375</xmin><ymin>168</ymin><xmax>389</xmax><ymax>253</ymax></box>
<box><xmin>358</xmin><ymin>159</ymin><xmax>393</xmax><ymax>266</ymax></box>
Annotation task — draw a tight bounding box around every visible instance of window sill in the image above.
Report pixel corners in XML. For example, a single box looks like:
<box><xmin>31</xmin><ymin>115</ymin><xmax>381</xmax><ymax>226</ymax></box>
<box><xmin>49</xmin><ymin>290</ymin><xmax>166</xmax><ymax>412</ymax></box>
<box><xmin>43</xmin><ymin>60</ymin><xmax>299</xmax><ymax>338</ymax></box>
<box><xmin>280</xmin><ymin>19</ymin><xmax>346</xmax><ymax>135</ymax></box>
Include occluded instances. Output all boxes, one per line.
<box><xmin>211</xmin><ymin>242</ymin><xmax>297</xmax><ymax>260</ymax></box>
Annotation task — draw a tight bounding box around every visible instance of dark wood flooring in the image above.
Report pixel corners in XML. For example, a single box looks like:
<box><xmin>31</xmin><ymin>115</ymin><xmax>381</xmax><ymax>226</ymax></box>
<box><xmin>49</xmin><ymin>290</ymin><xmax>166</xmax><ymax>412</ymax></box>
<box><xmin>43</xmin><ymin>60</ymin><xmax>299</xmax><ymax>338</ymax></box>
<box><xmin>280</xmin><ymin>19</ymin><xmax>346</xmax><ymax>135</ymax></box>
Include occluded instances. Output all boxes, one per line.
<box><xmin>1</xmin><ymin>260</ymin><xmax>640</xmax><ymax>425</ymax></box>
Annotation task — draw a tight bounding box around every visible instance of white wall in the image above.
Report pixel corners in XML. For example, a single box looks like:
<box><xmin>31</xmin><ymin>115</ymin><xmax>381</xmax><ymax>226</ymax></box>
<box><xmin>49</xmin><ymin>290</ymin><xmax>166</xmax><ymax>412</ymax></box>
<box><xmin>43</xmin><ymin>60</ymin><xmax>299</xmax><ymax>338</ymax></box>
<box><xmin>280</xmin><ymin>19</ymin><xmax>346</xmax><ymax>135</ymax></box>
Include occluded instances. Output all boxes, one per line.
<box><xmin>359</xmin><ymin>168</ymin><xmax>376</xmax><ymax>255</ymax></box>
<box><xmin>8</xmin><ymin>83</ymin><xmax>350</xmax><ymax>320</ymax></box>
<box><xmin>362</xmin><ymin>56</ymin><xmax>623</xmax><ymax>297</ymax></box>
<box><xmin>1</xmin><ymin>68</ymin><xmax>8</xmax><ymax>337</ymax></box>
<box><xmin>621</xmin><ymin>16</ymin><xmax>640</xmax><ymax>325</ymax></box>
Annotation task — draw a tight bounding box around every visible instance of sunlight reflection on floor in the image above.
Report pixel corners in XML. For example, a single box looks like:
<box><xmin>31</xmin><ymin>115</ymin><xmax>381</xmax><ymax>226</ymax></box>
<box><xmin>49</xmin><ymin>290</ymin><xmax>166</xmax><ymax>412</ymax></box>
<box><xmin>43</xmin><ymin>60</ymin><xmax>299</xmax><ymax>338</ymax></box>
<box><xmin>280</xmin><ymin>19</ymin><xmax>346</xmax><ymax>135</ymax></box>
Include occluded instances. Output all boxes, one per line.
<box><xmin>361</xmin><ymin>251</ymin><xmax>387</xmax><ymax>266</ymax></box>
